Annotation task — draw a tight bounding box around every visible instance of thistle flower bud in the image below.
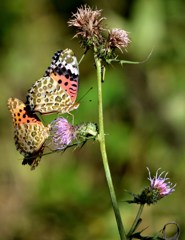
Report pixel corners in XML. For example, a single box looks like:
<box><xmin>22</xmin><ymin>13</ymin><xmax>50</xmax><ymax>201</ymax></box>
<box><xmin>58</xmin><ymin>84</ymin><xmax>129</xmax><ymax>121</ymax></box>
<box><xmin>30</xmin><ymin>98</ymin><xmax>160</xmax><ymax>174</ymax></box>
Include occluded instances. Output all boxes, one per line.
<box><xmin>75</xmin><ymin>122</ymin><xmax>98</xmax><ymax>141</ymax></box>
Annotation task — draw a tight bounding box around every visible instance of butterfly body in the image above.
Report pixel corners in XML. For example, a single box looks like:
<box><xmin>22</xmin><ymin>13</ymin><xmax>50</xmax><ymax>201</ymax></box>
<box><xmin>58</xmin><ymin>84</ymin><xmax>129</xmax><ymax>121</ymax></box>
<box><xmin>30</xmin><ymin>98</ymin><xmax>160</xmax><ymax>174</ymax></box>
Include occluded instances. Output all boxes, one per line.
<box><xmin>26</xmin><ymin>49</ymin><xmax>79</xmax><ymax>115</ymax></box>
<box><xmin>7</xmin><ymin>97</ymin><xmax>49</xmax><ymax>169</ymax></box>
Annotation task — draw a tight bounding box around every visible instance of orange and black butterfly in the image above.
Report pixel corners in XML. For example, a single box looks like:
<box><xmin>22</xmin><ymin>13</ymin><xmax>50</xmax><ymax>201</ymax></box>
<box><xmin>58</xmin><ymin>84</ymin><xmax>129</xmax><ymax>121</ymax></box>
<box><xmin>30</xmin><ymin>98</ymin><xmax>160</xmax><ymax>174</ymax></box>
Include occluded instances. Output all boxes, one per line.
<box><xmin>7</xmin><ymin>97</ymin><xmax>49</xmax><ymax>169</ymax></box>
<box><xmin>26</xmin><ymin>49</ymin><xmax>79</xmax><ymax>115</ymax></box>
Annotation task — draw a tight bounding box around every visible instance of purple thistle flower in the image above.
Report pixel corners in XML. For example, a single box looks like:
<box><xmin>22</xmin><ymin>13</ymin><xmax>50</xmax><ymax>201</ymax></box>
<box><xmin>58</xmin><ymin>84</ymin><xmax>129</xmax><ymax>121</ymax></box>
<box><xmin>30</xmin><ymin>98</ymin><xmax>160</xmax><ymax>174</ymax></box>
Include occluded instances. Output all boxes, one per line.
<box><xmin>128</xmin><ymin>168</ymin><xmax>176</xmax><ymax>205</ymax></box>
<box><xmin>147</xmin><ymin>167</ymin><xmax>176</xmax><ymax>198</ymax></box>
<box><xmin>49</xmin><ymin>117</ymin><xmax>76</xmax><ymax>150</ymax></box>
<box><xmin>47</xmin><ymin>118</ymin><xmax>98</xmax><ymax>152</ymax></box>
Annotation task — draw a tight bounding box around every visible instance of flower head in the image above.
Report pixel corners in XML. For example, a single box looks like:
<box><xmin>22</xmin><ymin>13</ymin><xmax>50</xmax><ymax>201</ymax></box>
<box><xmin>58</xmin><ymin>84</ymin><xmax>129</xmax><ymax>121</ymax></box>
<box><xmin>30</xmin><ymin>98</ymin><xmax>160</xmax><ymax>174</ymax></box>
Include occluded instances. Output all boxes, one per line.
<box><xmin>47</xmin><ymin>118</ymin><xmax>98</xmax><ymax>151</ymax></box>
<box><xmin>128</xmin><ymin>168</ymin><xmax>176</xmax><ymax>205</ymax></box>
<box><xmin>68</xmin><ymin>5</ymin><xmax>105</xmax><ymax>45</ymax></box>
<box><xmin>49</xmin><ymin>117</ymin><xmax>76</xmax><ymax>150</ymax></box>
<box><xmin>107</xmin><ymin>28</ymin><xmax>131</xmax><ymax>52</ymax></box>
<box><xmin>68</xmin><ymin>5</ymin><xmax>105</xmax><ymax>37</ymax></box>
<box><xmin>147</xmin><ymin>167</ymin><xmax>176</xmax><ymax>198</ymax></box>
<box><xmin>68</xmin><ymin>5</ymin><xmax>132</xmax><ymax>64</ymax></box>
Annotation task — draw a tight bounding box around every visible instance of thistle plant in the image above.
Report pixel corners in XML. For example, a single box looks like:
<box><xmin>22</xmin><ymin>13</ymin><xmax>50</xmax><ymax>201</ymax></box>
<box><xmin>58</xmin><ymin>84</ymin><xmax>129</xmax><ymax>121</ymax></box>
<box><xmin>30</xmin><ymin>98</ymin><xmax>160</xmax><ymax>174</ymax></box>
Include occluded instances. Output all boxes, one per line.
<box><xmin>66</xmin><ymin>5</ymin><xmax>179</xmax><ymax>240</ymax></box>
<box><xmin>126</xmin><ymin>168</ymin><xmax>176</xmax><ymax>239</ymax></box>
<box><xmin>7</xmin><ymin>3</ymin><xmax>179</xmax><ymax>239</ymax></box>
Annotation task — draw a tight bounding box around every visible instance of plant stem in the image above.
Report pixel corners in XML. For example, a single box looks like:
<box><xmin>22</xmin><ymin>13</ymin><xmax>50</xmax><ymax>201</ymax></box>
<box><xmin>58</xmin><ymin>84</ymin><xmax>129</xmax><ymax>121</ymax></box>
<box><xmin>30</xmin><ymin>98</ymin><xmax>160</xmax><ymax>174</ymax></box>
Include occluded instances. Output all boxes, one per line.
<box><xmin>95</xmin><ymin>55</ymin><xmax>127</xmax><ymax>240</ymax></box>
<box><xmin>127</xmin><ymin>204</ymin><xmax>144</xmax><ymax>238</ymax></box>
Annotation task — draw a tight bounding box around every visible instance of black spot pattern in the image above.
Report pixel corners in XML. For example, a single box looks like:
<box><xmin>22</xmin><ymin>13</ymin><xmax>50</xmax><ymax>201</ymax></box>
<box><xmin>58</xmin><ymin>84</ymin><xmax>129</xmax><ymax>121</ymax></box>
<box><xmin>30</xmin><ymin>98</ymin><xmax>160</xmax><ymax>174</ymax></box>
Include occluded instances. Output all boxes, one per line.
<box><xmin>44</xmin><ymin>50</ymin><xmax>63</xmax><ymax>77</ymax></box>
<box><xmin>58</xmin><ymin>79</ymin><xmax>62</xmax><ymax>84</ymax></box>
<box><xmin>65</xmin><ymin>74</ymin><xmax>69</xmax><ymax>79</ymax></box>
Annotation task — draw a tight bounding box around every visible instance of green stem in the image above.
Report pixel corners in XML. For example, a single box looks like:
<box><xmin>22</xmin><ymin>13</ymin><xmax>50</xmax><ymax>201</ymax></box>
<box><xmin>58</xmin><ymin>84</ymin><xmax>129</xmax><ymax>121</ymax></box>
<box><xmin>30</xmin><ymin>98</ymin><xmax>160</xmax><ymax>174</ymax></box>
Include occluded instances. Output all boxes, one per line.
<box><xmin>127</xmin><ymin>204</ymin><xmax>144</xmax><ymax>238</ymax></box>
<box><xmin>95</xmin><ymin>55</ymin><xmax>127</xmax><ymax>240</ymax></box>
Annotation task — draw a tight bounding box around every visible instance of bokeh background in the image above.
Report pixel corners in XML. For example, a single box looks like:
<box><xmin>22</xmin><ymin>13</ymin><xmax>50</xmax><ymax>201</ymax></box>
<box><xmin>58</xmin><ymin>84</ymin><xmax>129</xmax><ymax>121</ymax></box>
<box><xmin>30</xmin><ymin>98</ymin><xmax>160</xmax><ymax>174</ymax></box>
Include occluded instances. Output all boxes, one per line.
<box><xmin>1</xmin><ymin>0</ymin><xmax>185</xmax><ymax>239</ymax></box>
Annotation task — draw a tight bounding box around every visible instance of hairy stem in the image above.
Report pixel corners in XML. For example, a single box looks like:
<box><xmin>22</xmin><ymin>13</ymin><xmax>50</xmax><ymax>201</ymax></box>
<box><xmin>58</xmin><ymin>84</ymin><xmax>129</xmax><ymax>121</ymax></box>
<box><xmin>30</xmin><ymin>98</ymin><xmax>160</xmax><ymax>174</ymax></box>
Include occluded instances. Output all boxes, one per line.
<box><xmin>95</xmin><ymin>54</ymin><xmax>127</xmax><ymax>240</ymax></box>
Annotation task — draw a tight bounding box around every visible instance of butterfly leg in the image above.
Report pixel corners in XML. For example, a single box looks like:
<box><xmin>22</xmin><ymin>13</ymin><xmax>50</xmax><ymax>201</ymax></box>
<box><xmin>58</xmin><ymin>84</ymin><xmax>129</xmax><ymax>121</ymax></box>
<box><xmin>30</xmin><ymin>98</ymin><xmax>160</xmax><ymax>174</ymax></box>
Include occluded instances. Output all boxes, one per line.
<box><xmin>69</xmin><ymin>112</ymin><xmax>75</xmax><ymax>125</ymax></box>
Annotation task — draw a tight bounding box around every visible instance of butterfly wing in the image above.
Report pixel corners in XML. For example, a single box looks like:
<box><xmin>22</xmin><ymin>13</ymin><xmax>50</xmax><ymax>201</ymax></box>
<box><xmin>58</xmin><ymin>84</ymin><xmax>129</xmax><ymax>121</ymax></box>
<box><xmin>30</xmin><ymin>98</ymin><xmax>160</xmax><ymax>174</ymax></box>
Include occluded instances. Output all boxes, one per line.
<box><xmin>26</xmin><ymin>75</ymin><xmax>79</xmax><ymax>114</ymax></box>
<box><xmin>7</xmin><ymin>97</ymin><xmax>49</xmax><ymax>169</ymax></box>
<box><xmin>26</xmin><ymin>49</ymin><xmax>79</xmax><ymax>114</ymax></box>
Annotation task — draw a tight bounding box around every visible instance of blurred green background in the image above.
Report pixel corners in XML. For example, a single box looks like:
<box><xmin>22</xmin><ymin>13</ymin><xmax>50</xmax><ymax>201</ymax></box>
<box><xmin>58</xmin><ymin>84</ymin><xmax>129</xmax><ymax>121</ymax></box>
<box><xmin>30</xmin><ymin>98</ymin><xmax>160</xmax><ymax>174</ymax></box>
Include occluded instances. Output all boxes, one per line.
<box><xmin>1</xmin><ymin>0</ymin><xmax>185</xmax><ymax>239</ymax></box>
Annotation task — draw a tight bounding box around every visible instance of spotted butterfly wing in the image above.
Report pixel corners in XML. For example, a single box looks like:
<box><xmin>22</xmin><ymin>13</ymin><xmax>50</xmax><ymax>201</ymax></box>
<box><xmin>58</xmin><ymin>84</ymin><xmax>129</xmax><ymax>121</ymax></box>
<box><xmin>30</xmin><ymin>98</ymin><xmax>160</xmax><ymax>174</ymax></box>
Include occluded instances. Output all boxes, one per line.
<box><xmin>26</xmin><ymin>49</ymin><xmax>79</xmax><ymax>114</ymax></box>
<box><xmin>7</xmin><ymin>97</ymin><xmax>49</xmax><ymax>169</ymax></box>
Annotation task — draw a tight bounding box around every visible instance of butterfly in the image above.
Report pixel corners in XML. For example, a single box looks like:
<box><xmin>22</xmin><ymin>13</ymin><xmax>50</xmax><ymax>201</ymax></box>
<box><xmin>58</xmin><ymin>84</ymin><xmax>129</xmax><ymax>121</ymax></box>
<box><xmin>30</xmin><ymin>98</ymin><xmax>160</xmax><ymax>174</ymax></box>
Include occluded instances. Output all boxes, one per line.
<box><xmin>26</xmin><ymin>49</ymin><xmax>79</xmax><ymax>115</ymax></box>
<box><xmin>7</xmin><ymin>97</ymin><xmax>49</xmax><ymax>169</ymax></box>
